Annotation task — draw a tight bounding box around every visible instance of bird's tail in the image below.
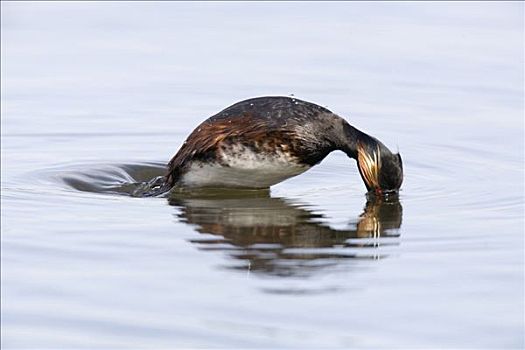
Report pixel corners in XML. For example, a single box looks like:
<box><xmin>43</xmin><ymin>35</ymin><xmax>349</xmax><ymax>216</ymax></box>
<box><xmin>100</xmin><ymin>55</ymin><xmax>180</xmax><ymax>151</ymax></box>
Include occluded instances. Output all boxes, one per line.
<box><xmin>131</xmin><ymin>176</ymin><xmax>172</xmax><ymax>197</ymax></box>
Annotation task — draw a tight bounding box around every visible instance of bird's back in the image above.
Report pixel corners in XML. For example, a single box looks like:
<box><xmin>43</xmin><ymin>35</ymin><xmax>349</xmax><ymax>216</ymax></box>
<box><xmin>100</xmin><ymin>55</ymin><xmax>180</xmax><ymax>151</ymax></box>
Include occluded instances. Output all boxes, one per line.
<box><xmin>208</xmin><ymin>96</ymin><xmax>334</xmax><ymax>128</ymax></box>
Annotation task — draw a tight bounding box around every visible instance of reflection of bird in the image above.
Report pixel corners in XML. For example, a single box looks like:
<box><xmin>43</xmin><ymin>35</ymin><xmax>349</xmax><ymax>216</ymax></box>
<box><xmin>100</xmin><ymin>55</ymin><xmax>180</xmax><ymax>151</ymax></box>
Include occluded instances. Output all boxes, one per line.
<box><xmin>169</xmin><ymin>191</ymin><xmax>402</xmax><ymax>277</ymax></box>
<box><xmin>158</xmin><ymin>97</ymin><xmax>403</xmax><ymax>196</ymax></box>
<box><xmin>356</xmin><ymin>197</ymin><xmax>403</xmax><ymax>239</ymax></box>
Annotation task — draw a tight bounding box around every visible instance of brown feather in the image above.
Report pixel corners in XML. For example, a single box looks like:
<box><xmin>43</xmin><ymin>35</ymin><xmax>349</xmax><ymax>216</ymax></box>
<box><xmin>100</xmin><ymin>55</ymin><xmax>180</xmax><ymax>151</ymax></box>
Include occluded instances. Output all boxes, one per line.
<box><xmin>166</xmin><ymin>113</ymin><xmax>299</xmax><ymax>187</ymax></box>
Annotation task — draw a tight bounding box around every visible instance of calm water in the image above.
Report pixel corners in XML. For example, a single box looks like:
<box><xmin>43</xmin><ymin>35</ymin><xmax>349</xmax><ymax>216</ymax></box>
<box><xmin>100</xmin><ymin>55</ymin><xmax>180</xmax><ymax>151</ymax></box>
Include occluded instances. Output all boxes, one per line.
<box><xmin>1</xmin><ymin>2</ymin><xmax>524</xmax><ymax>348</ymax></box>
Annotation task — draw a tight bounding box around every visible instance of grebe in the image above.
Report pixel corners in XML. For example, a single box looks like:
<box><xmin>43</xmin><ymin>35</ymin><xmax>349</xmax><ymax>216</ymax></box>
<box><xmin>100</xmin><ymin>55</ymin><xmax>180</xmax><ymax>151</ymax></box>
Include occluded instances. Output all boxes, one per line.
<box><xmin>162</xmin><ymin>96</ymin><xmax>403</xmax><ymax>195</ymax></box>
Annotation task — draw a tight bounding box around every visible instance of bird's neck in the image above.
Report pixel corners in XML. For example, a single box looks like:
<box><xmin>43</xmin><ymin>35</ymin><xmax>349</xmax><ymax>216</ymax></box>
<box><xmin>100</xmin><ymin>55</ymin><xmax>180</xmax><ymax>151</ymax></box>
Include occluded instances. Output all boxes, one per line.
<box><xmin>339</xmin><ymin>121</ymin><xmax>381</xmax><ymax>160</ymax></box>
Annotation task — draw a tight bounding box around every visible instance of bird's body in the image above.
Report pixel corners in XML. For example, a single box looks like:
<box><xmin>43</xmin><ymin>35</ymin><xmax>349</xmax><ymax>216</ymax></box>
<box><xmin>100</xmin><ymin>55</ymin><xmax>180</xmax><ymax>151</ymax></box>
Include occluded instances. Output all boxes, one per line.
<box><xmin>164</xmin><ymin>96</ymin><xmax>403</xmax><ymax>194</ymax></box>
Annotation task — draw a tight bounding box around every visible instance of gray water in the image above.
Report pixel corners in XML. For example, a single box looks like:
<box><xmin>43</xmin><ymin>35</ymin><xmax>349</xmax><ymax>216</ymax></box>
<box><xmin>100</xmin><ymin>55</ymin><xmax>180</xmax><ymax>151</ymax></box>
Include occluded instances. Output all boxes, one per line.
<box><xmin>1</xmin><ymin>2</ymin><xmax>524</xmax><ymax>349</ymax></box>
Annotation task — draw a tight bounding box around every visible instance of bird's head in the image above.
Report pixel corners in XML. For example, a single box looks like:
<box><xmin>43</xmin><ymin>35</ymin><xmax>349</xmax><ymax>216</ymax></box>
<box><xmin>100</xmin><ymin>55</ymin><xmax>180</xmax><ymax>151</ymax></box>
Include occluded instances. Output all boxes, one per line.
<box><xmin>356</xmin><ymin>140</ymin><xmax>403</xmax><ymax>196</ymax></box>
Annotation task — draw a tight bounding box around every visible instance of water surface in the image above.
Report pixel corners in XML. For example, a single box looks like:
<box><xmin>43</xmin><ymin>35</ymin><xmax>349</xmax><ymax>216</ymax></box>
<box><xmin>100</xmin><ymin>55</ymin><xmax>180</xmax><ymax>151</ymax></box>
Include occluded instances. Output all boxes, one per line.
<box><xmin>1</xmin><ymin>2</ymin><xmax>524</xmax><ymax>348</ymax></box>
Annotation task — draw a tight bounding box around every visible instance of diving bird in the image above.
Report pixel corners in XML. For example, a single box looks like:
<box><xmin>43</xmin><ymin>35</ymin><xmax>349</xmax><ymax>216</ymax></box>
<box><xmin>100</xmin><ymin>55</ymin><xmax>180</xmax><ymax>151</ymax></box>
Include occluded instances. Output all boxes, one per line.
<box><xmin>161</xmin><ymin>96</ymin><xmax>403</xmax><ymax>195</ymax></box>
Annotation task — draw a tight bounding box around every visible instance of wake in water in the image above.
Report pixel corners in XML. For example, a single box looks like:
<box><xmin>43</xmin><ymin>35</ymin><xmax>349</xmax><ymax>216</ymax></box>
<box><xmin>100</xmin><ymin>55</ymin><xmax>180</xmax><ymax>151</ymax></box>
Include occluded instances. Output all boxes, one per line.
<box><xmin>60</xmin><ymin>162</ymin><xmax>170</xmax><ymax>197</ymax></box>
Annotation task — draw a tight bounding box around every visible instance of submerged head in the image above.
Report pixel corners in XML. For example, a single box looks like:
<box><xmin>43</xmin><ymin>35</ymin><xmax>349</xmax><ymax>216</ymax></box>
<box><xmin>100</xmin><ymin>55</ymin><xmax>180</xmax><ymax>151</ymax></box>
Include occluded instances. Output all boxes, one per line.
<box><xmin>356</xmin><ymin>141</ymin><xmax>403</xmax><ymax>195</ymax></box>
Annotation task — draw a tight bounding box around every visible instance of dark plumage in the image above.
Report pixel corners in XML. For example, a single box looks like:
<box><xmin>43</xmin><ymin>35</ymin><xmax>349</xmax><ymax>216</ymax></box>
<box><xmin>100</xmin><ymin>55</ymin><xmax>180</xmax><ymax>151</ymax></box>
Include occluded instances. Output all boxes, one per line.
<box><xmin>163</xmin><ymin>96</ymin><xmax>403</xmax><ymax>195</ymax></box>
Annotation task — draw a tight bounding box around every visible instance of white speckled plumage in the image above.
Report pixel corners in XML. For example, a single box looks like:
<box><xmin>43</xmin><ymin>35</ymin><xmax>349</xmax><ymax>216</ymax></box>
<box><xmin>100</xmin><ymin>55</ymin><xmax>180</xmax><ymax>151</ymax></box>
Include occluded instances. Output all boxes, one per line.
<box><xmin>180</xmin><ymin>144</ymin><xmax>309</xmax><ymax>188</ymax></box>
